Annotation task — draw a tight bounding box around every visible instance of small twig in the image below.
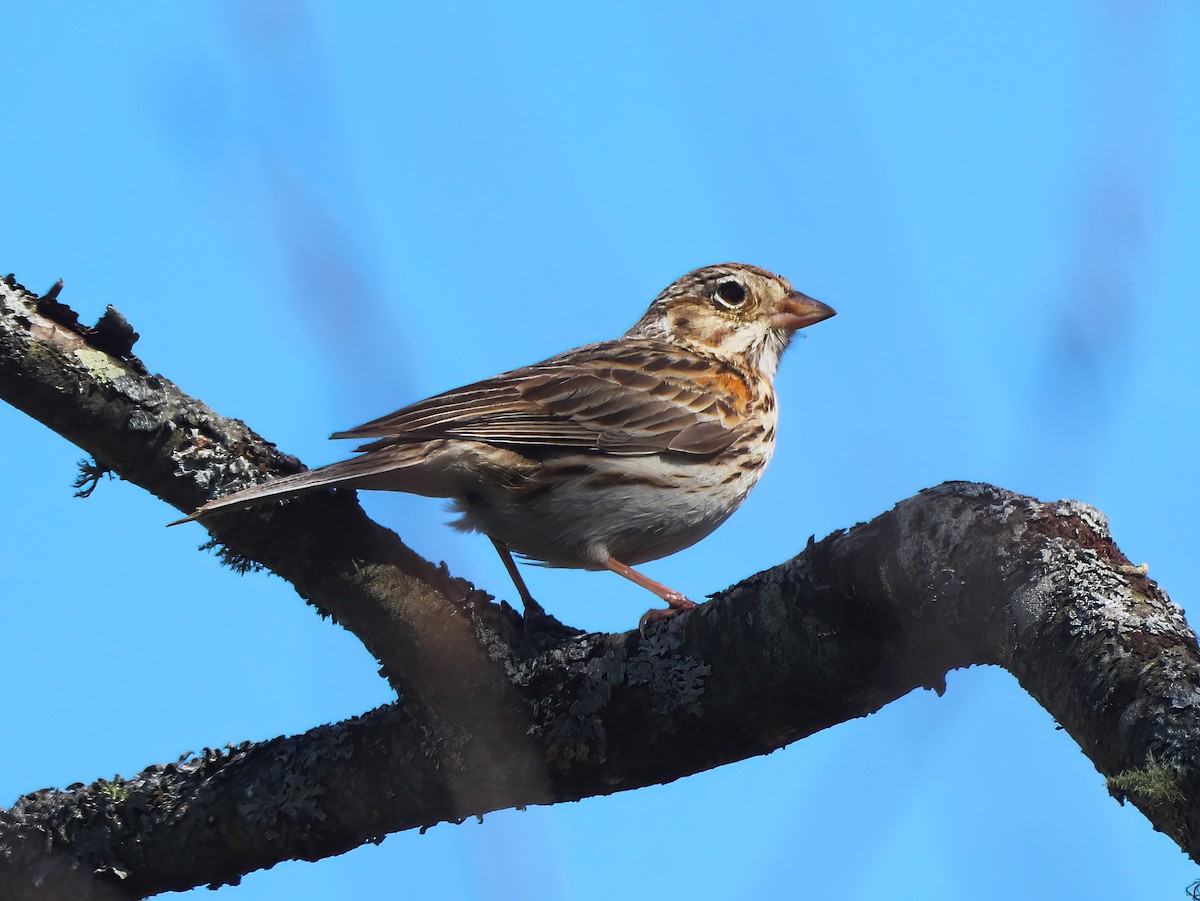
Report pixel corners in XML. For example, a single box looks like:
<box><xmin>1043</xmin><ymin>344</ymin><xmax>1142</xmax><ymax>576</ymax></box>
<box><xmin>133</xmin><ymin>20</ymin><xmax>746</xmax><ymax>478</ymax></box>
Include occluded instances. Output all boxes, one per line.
<box><xmin>73</xmin><ymin>458</ymin><xmax>113</xmax><ymax>498</ymax></box>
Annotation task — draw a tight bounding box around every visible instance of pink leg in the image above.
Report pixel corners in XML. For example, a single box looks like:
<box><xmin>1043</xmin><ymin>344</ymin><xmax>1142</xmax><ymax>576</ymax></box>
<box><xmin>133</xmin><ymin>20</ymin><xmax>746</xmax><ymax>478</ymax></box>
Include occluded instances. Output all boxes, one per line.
<box><xmin>605</xmin><ymin>558</ymin><xmax>697</xmax><ymax>631</ymax></box>
<box><xmin>490</xmin><ymin>538</ymin><xmax>546</xmax><ymax>618</ymax></box>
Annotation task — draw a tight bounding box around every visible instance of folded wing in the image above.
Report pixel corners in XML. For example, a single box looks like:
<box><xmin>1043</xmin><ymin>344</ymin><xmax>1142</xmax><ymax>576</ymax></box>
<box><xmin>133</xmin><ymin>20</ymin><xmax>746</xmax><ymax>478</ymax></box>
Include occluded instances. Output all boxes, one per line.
<box><xmin>333</xmin><ymin>340</ymin><xmax>747</xmax><ymax>457</ymax></box>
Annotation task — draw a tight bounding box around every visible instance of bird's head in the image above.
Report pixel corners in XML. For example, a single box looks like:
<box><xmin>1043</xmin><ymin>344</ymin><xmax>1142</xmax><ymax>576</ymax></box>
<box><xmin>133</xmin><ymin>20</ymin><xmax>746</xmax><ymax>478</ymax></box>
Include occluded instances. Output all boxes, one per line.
<box><xmin>626</xmin><ymin>263</ymin><xmax>836</xmax><ymax>379</ymax></box>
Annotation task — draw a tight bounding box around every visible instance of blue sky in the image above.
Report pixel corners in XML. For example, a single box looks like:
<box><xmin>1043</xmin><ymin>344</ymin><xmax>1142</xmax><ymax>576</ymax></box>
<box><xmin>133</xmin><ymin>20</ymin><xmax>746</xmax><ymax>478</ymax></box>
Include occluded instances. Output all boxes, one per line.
<box><xmin>3</xmin><ymin>2</ymin><xmax>1198</xmax><ymax>898</ymax></box>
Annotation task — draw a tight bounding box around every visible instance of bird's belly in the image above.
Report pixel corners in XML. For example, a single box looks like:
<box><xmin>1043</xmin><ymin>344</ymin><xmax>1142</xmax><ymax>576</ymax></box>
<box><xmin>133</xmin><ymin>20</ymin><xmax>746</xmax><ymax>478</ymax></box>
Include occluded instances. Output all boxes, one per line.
<box><xmin>451</xmin><ymin>448</ymin><xmax>769</xmax><ymax>569</ymax></box>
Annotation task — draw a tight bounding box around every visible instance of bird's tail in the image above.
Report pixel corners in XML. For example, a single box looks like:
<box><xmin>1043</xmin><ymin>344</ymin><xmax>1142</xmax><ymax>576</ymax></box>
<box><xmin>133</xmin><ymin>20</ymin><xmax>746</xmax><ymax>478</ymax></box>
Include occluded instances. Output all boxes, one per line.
<box><xmin>168</xmin><ymin>450</ymin><xmax>416</xmax><ymax>526</ymax></box>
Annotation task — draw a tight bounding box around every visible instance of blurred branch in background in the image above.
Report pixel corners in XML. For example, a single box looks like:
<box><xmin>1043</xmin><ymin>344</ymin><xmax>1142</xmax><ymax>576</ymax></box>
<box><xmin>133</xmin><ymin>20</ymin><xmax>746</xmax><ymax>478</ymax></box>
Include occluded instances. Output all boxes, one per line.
<box><xmin>1028</xmin><ymin>2</ymin><xmax>1166</xmax><ymax>483</ymax></box>
<box><xmin>145</xmin><ymin>0</ymin><xmax>409</xmax><ymax>402</ymax></box>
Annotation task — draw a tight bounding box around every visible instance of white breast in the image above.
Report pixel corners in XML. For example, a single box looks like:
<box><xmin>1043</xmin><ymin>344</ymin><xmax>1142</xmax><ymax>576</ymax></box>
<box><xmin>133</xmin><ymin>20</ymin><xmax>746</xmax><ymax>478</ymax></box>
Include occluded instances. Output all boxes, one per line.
<box><xmin>451</xmin><ymin>412</ymin><xmax>777</xmax><ymax>570</ymax></box>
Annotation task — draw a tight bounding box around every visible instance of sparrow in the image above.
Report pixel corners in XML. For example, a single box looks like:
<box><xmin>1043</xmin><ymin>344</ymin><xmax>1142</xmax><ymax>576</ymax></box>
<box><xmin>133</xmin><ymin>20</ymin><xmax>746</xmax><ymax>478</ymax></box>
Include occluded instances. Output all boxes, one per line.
<box><xmin>175</xmin><ymin>263</ymin><xmax>835</xmax><ymax>624</ymax></box>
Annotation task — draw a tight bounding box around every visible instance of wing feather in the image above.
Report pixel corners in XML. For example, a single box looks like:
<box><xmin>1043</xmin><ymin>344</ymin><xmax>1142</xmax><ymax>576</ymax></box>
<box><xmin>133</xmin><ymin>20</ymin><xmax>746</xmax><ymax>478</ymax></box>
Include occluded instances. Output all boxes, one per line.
<box><xmin>331</xmin><ymin>339</ymin><xmax>751</xmax><ymax>457</ymax></box>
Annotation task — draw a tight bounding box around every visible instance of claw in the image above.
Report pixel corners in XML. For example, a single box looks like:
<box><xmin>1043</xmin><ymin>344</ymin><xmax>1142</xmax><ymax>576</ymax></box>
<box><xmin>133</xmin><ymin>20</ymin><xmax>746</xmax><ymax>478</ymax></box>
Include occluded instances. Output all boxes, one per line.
<box><xmin>637</xmin><ymin>600</ymin><xmax>697</xmax><ymax>635</ymax></box>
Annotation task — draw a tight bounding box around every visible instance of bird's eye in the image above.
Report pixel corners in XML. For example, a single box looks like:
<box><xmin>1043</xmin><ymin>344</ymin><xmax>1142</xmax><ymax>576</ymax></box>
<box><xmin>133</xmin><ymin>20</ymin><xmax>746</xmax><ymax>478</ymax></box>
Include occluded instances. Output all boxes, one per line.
<box><xmin>713</xmin><ymin>281</ymin><xmax>747</xmax><ymax>309</ymax></box>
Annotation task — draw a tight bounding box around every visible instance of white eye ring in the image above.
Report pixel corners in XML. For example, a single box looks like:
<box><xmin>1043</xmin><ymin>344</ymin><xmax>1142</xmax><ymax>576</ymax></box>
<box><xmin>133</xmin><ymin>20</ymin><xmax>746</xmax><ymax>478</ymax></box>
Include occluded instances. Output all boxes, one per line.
<box><xmin>713</xmin><ymin>281</ymin><xmax>747</xmax><ymax>309</ymax></box>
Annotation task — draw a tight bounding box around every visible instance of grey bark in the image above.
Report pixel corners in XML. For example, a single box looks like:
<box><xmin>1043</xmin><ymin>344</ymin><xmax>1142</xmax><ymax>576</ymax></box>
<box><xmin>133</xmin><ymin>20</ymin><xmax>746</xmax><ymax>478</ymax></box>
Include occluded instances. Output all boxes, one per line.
<box><xmin>1</xmin><ymin>274</ymin><xmax>1196</xmax><ymax>899</ymax></box>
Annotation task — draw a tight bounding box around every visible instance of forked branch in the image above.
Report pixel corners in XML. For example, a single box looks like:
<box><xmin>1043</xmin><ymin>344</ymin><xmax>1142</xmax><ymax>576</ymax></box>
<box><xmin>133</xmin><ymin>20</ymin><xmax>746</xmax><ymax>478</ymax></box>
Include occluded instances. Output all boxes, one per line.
<box><xmin>1</xmin><ymin>275</ymin><xmax>1195</xmax><ymax>899</ymax></box>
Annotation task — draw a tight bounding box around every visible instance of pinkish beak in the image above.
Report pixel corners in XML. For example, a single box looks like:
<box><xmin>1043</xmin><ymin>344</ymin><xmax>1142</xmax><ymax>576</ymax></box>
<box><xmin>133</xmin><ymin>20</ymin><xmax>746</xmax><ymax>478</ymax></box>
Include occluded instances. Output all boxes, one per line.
<box><xmin>769</xmin><ymin>291</ymin><xmax>836</xmax><ymax>331</ymax></box>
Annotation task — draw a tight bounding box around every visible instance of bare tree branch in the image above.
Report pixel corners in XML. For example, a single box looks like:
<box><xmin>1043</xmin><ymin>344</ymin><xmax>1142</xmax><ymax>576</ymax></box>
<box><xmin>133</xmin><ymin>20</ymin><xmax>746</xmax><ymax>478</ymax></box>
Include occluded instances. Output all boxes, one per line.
<box><xmin>2</xmin><ymin>275</ymin><xmax>1197</xmax><ymax>898</ymax></box>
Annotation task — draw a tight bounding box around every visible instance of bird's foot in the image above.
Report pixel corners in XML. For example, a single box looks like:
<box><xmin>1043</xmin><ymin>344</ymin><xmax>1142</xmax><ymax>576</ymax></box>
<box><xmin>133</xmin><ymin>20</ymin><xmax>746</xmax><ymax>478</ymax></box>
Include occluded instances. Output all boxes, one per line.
<box><xmin>663</xmin><ymin>592</ymin><xmax>697</xmax><ymax>611</ymax></box>
<box><xmin>637</xmin><ymin>597</ymin><xmax>697</xmax><ymax>635</ymax></box>
<box><xmin>521</xmin><ymin>593</ymin><xmax>554</xmax><ymax>635</ymax></box>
